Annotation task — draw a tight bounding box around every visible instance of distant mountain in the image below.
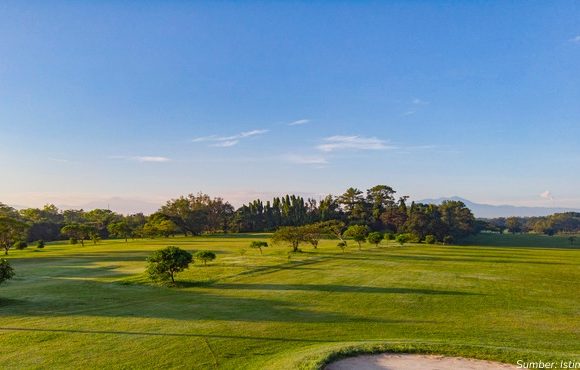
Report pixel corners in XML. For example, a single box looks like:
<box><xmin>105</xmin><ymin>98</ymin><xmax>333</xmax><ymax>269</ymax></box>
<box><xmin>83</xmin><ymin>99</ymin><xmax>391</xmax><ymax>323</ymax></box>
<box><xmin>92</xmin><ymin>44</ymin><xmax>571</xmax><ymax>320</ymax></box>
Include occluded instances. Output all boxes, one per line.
<box><xmin>419</xmin><ymin>196</ymin><xmax>580</xmax><ymax>218</ymax></box>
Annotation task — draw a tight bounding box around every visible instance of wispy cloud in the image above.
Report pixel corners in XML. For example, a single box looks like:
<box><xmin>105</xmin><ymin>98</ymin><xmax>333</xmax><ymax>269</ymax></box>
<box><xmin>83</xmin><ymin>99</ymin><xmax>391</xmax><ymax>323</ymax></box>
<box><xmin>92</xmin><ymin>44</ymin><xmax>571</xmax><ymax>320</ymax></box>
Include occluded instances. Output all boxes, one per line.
<box><xmin>570</xmin><ymin>35</ymin><xmax>580</xmax><ymax>43</ymax></box>
<box><xmin>412</xmin><ymin>98</ymin><xmax>429</xmax><ymax>105</ymax></box>
<box><xmin>284</xmin><ymin>154</ymin><xmax>328</xmax><ymax>165</ymax></box>
<box><xmin>317</xmin><ymin>135</ymin><xmax>392</xmax><ymax>152</ymax></box>
<box><xmin>192</xmin><ymin>129</ymin><xmax>268</xmax><ymax>147</ymax></box>
<box><xmin>110</xmin><ymin>155</ymin><xmax>171</xmax><ymax>163</ymax></box>
<box><xmin>48</xmin><ymin>157</ymin><xmax>72</xmax><ymax>163</ymax></box>
<box><xmin>400</xmin><ymin>98</ymin><xmax>429</xmax><ymax>116</ymax></box>
<box><xmin>211</xmin><ymin>140</ymin><xmax>239</xmax><ymax>147</ymax></box>
<box><xmin>540</xmin><ymin>190</ymin><xmax>554</xmax><ymax>200</ymax></box>
<box><xmin>288</xmin><ymin>119</ymin><xmax>310</xmax><ymax>126</ymax></box>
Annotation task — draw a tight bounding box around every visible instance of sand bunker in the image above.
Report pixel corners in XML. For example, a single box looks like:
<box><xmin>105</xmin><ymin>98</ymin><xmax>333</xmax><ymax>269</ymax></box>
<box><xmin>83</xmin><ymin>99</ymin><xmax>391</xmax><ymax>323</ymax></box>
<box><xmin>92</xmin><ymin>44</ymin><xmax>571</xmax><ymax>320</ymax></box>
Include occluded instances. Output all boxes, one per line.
<box><xmin>325</xmin><ymin>354</ymin><xmax>517</xmax><ymax>370</ymax></box>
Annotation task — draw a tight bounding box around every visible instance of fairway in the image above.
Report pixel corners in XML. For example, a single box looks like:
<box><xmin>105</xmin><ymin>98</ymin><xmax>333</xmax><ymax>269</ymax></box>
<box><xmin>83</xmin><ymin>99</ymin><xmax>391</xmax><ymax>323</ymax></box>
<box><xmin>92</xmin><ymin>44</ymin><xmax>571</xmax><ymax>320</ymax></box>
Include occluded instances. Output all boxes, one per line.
<box><xmin>0</xmin><ymin>236</ymin><xmax>579</xmax><ymax>369</ymax></box>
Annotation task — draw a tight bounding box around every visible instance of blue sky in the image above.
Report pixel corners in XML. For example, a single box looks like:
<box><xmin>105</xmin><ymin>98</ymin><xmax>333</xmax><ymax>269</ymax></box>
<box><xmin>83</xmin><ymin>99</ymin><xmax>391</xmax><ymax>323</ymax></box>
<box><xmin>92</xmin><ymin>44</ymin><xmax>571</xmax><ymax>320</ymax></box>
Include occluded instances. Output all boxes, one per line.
<box><xmin>1</xmin><ymin>1</ymin><xmax>579</xmax><ymax>212</ymax></box>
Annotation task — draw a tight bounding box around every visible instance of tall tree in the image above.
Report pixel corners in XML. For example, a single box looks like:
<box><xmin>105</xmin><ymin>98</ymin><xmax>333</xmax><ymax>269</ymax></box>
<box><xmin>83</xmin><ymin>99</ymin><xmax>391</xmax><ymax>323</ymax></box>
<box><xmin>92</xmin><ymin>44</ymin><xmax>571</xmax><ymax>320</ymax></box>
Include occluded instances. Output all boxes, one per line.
<box><xmin>0</xmin><ymin>216</ymin><xmax>29</xmax><ymax>255</ymax></box>
<box><xmin>338</xmin><ymin>188</ymin><xmax>367</xmax><ymax>223</ymax></box>
<box><xmin>366</xmin><ymin>185</ymin><xmax>396</xmax><ymax>227</ymax></box>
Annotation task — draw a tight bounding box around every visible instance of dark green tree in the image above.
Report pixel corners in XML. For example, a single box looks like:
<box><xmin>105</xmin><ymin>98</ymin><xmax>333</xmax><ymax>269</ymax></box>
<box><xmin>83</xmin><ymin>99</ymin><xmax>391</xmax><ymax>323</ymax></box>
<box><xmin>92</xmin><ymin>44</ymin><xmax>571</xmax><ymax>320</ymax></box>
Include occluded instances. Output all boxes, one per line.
<box><xmin>0</xmin><ymin>216</ymin><xmax>29</xmax><ymax>255</ymax></box>
<box><xmin>338</xmin><ymin>187</ymin><xmax>367</xmax><ymax>223</ymax></box>
<box><xmin>249</xmin><ymin>241</ymin><xmax>268</xmax><ymax>254</ymax></box>
<box><xmin>195</xmin><ymin>250</ymin><xmax>217</xmax><ymax>266</ymax></box>
<box><xmin>0</xmin><ymin>259</ymin><xmax>15</xmax><ymax>285</ymax></box>
<box><xmin>146</xmin><ymin>246</ymin><xmax>193</xmax><ymax>284</ymax></box>
<box><xmin>107</xmin><ymin>221</ymin><xmax>133</xmax><ymax>242</ymax></box>
<box><xmin>271</xmin><ymin>226</ymin><xmax>310</xmax><ymax>252</ymax></box>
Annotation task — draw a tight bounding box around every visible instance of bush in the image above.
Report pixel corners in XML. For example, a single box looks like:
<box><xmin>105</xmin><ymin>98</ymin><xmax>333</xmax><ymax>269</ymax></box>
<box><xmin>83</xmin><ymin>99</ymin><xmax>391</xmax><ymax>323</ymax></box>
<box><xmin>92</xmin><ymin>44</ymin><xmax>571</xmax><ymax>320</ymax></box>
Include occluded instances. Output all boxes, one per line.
<box><xmin>367</xmin><ymin>232</ymin><xmax>384</xmax><ymax>247</ymax></box>
<box><xmin>443</xmin><ymin>235</ymin><xmax>454</xmax><ymax>245</ymax></box>
<box><xmin>395</xmin><ymin>233</ymin><xmax>412</xmax><ymax>246</ymax></box>
<box><xmin>69</xmin><ymin>238</ymin><xmax>78</xmax><ymax>245</ymax></box>
<box><xmin>37</xmin><ymin>240</ymin><xmax>45</xmax><ymax>249</ymax></box>
<box><xmin>337</xmin><ymin>241</ymin><xmax>347</xmax><ymax>252</ymax></box>
<box><xmin>147</xmin><ymin>246</ymin><xmax>193</xmax><ymax>284</ymax></box>
<box><xmin>424</xmin><ymin>235</ymin><xmax>437</xmax><ymax>244</ymax></box>
<box><xmin>195</xmin><ymin>250</ymin><xmax>217</xmax><ymax>266</ymax></box>
<box><xmin>384</xmin><ymin>232</ymin><xmax>395</xmax><ymax>241</ymax></box>
<box><xmin>0</xmin><ymin>259</ymin><xmax>15</xmax><ymax>285</ymax></box>
<box><xmin>13</xmin><ymin>241</ymin><xmax>28</xmax><ymax>250</ymax></box>
<box><xmin>343</xmin><ymin>225</ymin><xmax>369</xmax><ymax>250</ymax></box>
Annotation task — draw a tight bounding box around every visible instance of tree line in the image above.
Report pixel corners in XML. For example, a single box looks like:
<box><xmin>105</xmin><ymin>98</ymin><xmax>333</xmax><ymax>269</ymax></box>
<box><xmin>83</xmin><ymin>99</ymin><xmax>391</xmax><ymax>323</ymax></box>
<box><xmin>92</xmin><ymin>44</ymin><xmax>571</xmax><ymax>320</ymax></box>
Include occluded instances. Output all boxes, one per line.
<box><xmin>483</xmin><ymin>213</ymin><xmax>580</xmax><ymax>235</ymax></box>
<box><xmin>0</xmin><ymin>185</ymin><xmax>479</xmax><ymax>253</ymax></box>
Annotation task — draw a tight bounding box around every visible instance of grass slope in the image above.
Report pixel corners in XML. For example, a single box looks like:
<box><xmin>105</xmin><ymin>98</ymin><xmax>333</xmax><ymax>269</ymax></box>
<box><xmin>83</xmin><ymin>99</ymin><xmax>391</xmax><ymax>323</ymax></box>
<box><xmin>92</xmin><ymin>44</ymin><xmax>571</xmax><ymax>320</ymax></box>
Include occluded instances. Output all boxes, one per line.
<box><xmin>0</xmin><ymin>235</ymin><xmax>578</xmax><ymax>369</ymax></box>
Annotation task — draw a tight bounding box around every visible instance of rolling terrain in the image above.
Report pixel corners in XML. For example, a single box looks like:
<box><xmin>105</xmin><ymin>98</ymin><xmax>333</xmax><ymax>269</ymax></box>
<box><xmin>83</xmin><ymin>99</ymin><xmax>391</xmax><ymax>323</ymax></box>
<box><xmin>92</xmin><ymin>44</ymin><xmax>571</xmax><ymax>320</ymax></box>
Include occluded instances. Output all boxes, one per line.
<box><xmin>0</xmin><ymin>235</ymin><xmax>578</xmax><ymax>369</ymax></box>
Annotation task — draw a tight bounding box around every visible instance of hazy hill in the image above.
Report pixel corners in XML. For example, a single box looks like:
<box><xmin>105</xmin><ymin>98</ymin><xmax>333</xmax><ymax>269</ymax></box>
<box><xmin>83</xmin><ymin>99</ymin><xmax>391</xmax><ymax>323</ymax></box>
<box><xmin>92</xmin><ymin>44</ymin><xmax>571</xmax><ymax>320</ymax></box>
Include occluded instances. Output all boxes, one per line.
<box><xmin>420</xmin><ymin>196</ymin><xmax>580</xmax><ymax>218</ymax></box>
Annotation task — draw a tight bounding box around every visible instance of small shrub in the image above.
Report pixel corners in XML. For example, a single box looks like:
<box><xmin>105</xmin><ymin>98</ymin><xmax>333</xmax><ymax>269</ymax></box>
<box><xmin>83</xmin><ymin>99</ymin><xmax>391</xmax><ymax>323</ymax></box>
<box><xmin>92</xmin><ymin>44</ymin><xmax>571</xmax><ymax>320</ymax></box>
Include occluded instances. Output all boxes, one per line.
<box><xmin>239</xmin><ymin>248</ymin><xmax>247</xmax><ymax>256</ymax></box>
<box><xmin>395</xmin><ymin>233</ymin><xmax>411</xmax><ymax>246</ymax></box>
<box><xmin>337</xmin><ymin>241</ymin><xmax>347</xmax><ymax>252</ymax></box>
<box><xmin>443</xmin><ymin>235</ymin><xmax>454</xmax><ymax>245</ymax></box>
<box><xmin>70</xmin><ymin>238</ymin><xmax>78</xmax><ymax>245</ymax></box>
<box><xmin>14</xmin><ymin>241</ymin><xmax>28</xmax><ymax>250</ymax></box>
<box><xmin>424</xmin><ymin>235</ymin><xmax>437</xmax><ymax>244</ymax></box>
<box><xmin>367</xmin><ymin>232</ymin><xmax>384</xmax><ymax>247</ymax></box>
<box><xmin>343</xmin><ymin>225</ymin><xmax>369</xmax><ymax>250</ymax></box>
<box><xmin>195</xmin><ymin>250</ymin><xmax>217</xmax><ymax>266</ymax></box>
<box><xmin>37</xmin><ymin>240</ymin><xmax>45</xmax><ymax>249</ymax></box>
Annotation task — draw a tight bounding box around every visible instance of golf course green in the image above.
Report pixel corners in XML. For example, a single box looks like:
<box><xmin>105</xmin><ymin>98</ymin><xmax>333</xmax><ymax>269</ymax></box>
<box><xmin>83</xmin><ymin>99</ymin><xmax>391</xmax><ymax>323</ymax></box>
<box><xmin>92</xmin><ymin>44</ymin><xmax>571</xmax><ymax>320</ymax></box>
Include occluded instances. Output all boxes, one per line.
<box><xmin>0</xmin><ymin>234</ymin><xmax>578</xmax><ymax>369</ymax></box>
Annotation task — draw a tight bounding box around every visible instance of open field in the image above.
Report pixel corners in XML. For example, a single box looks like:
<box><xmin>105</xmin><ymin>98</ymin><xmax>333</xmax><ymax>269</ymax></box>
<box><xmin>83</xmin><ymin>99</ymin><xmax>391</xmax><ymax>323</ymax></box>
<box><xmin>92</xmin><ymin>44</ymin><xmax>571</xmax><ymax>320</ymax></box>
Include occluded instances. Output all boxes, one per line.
<box><xmin>0</xmin><ymin>235</ymin><xmax>578</xmax><ymax>369</ymax></box>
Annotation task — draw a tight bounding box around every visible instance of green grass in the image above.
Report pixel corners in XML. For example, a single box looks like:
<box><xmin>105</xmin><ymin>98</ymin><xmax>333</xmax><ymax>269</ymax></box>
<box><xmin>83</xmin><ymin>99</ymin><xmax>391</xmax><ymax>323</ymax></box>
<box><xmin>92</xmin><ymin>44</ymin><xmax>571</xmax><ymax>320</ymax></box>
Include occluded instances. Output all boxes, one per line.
<box><xmin>0</xmin><ymin>235</ymin><xmax>578</xmax><ymax>369</ymax></box>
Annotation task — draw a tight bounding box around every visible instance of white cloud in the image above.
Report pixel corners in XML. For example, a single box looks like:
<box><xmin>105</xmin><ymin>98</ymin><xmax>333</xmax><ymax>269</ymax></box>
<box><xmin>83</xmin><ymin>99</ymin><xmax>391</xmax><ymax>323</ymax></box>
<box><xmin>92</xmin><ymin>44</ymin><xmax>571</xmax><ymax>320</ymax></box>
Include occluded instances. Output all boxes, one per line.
<box><xmin>402</xmin><ymin>110</ymin><xmax>416</xmax><ymax>116</ymax></box>
<box><xmin>192</xmin><ymin>129</ymin><xmax>268</xmax><ymax>147</ymax></box>
<box><xmin>316</xmin><ymin>135</ymin><xmax>392</xmax><ymax>152</ymax></box>
<box><xmin>211</xmin><ymin>140</ymin><xmax>239</xmax><ymax>147</ymax></box>
<box><xmin>284</xmin><ymin>154</ymin><xmax>328</xmax><ymax>165</ymax></box>
<box><xmin>288</xmin><ymin>119</ymin><xmax>310</xmax><ymax>126</ymax></box>
<box><xmin>540</xmin><ymin>190</ymin><xmax>554</xmax><ymax>200</ymax></box>
<box><xmin>48</xmin><ymin>157</ymin><xmax>72</xmax><ymax>163</ymax></box>
<box><xmin>412</xmin><ymin>98</ymin><xmax>429</xmax><ymax>105</ymax></box>
<box><xmin>132</xmin><ymin>156</ymin><xmax>171</xmax><ymax>163</ymax></box>
<box><xmin>110</xmin><ymin>155</ymin><xmax>171</xmax><ymax>163</ymax></box>
<box><xmin>570</xmin><ymin>35</ymin><xmax>580</xmax><ymax>43</ymax></box>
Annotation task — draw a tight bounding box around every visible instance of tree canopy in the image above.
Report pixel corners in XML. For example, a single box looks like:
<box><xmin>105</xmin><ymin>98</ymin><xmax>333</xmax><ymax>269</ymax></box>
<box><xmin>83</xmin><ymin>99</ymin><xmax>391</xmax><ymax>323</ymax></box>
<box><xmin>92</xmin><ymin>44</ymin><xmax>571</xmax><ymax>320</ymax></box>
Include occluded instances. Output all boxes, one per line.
<box><xmin>146</xmin><ymin>246</ymin><xmax>193</xmax><ymax>284</ymax></box>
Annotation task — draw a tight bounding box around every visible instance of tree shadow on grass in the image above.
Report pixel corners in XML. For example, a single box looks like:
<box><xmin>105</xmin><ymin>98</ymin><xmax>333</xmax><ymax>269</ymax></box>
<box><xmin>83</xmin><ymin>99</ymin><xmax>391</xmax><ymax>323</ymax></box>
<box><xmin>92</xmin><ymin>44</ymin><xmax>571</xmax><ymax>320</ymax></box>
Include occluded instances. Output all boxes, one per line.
<box><xmin>383</xmin><ymin>254</ymin><xmax>570</xmax><ymax>265</ymax></box>
<box><xmin>0</xmin><ymin>326</ymin><xmax>335</xmax><ymax>342</ymax></box>
<box><xmin>326</xmin><ymin>253</ymin><xmax>570</xmax><ymax>265</ymax></box>
<box><xmin>204</xmin><ymin>283</ymin><xmax>480</xmax><ymax>296</ymax></box>
<box><xmin>0</xmin><ymin>279</ymin><xmax>416</xmax><ymax>324</ymax></box>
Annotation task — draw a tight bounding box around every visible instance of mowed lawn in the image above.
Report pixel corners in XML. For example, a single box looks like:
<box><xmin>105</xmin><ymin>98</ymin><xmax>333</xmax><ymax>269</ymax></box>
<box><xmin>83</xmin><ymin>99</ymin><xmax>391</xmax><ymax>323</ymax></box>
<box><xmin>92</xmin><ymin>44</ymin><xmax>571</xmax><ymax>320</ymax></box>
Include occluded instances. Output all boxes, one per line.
<box><xmin>0</xmin><ymin>234</ymin><xmax>578</xmax><ymax>369</ymax></box>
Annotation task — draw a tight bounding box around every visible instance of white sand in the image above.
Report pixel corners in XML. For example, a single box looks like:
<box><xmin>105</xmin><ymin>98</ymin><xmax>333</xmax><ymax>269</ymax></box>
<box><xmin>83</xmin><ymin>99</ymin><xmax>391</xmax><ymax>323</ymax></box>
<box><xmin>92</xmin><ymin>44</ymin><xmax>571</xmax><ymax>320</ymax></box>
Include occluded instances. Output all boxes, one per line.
<box><xmin>325</xmin><ymin>354</ymin><xmax>517</xmax><ymax>370</ymax></box>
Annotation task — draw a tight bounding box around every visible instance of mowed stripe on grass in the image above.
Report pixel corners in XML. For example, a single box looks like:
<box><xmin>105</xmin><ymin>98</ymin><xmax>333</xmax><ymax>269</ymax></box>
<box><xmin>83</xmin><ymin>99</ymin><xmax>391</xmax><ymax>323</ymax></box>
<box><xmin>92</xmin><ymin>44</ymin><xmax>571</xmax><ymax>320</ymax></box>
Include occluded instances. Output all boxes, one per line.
<box><xmin>0</xmin><ymin>234</ymin><xmax>578</xmax><ymax>369</ymax></box>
